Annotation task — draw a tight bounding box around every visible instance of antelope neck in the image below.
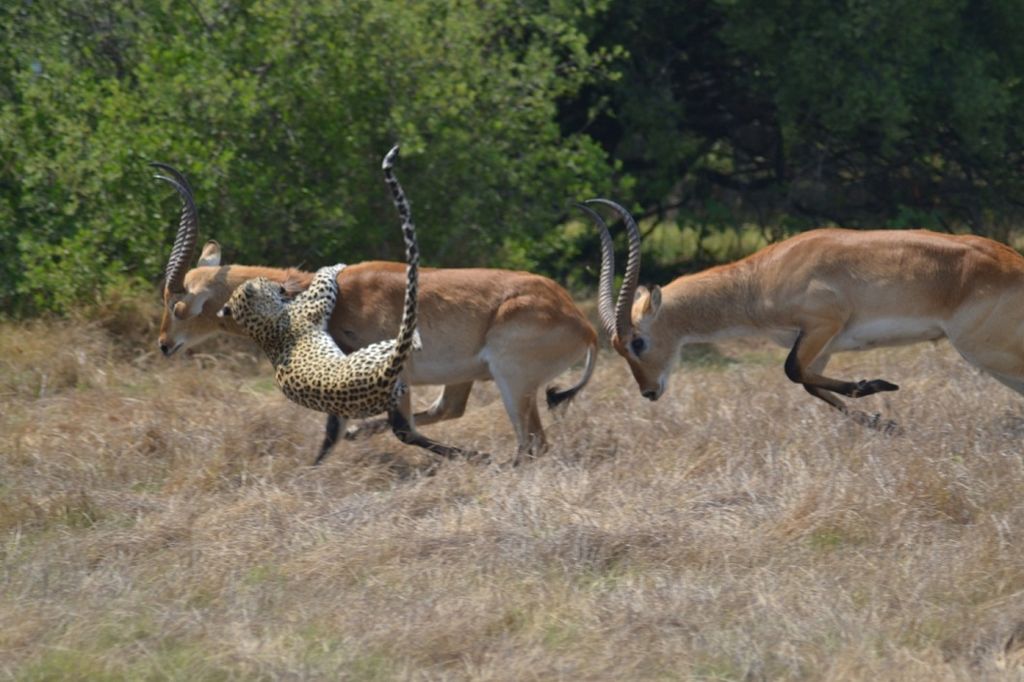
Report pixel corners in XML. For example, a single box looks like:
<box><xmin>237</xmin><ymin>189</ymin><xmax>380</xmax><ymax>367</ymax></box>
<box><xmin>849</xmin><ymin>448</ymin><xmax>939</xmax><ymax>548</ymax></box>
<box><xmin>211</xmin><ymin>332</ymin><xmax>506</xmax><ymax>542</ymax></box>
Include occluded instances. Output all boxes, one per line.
<box><xmin>658</xmin><ymin>262</ymin><xmax>758</xmax><ymax>343</ymax></box>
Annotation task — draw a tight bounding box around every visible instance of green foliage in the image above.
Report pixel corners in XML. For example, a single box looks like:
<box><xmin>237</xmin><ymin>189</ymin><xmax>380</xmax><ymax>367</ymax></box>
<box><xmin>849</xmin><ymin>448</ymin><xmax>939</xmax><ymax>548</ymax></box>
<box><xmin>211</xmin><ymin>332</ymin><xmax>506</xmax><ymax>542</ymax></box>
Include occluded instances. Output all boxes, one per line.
<box><xmin>719</xmin><ymin>0</ymin><xmax>1024</xmax><ymax>227</ymax></box>
<box><xmin>5</xmin><ymin>0</ymin><xmax>1024</xmax><ymax>317</ymax></box>
<box><xmin>0</xmin><ymin>0</ymin><xmax>616</xmax><ymax>315</ymax></box>
<box><xmin>567</xmin><ymin>0</ymin><xmax>1024</xmax><ymax>240</ymax></box>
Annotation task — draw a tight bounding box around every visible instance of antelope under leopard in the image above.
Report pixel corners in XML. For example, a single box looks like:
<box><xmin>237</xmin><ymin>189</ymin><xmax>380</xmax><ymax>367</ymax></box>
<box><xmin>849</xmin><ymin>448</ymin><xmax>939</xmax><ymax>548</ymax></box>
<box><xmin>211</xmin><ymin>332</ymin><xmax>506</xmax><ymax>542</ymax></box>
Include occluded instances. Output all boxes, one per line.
<box><xmin>152</xmin><ymin>157</ymin><xmax>597</xmax><ymax>466</ymax></box>
<box><xmin>204</xmin><ymin>145</ymin><xmax>476</xmax><ymax>462</ymax></box>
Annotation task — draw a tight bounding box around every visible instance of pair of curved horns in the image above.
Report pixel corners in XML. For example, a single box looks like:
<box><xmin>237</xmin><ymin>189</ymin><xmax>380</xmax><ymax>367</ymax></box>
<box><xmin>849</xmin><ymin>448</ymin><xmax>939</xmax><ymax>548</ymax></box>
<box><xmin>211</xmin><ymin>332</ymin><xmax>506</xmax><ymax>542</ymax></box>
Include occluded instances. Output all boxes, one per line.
<box><xmin>151</xmin><ymin>162</ymin><xmax>199</xmax><ymax>295</ymax></box>
<box><xmin>576</xmin><ymin>199</ymin><xmax>642</xmax><ymax>342</ymax></box>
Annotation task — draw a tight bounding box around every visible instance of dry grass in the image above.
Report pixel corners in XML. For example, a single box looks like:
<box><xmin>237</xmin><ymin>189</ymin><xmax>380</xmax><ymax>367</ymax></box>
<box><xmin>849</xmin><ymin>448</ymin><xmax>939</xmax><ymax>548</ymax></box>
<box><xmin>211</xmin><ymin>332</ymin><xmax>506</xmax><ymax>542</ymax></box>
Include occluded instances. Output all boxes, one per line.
<box><xmin>4</xmin><ymin>308</ymin><xmax>1024</xmax><ymax>681</ymax></box>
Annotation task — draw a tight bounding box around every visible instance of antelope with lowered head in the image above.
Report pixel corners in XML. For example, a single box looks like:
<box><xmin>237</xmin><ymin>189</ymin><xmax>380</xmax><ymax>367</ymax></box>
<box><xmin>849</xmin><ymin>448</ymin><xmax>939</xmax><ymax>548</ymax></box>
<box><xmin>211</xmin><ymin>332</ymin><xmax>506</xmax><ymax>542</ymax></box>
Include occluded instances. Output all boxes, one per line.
<box><xmin>153</xmin><ymin>162</ymin><xmax>598</xmax><ymax>464</ymax></box>
<box><xmin>579</xmin><ymin>199</ymin><xmax>1024</xmax><ymax>429</ymax></box>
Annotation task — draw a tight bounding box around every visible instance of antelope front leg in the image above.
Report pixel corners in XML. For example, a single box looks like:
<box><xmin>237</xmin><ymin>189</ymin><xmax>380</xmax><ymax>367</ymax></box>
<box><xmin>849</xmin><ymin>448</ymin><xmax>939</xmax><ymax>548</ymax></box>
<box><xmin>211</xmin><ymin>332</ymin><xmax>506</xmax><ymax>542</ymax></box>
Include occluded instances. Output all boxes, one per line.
<box><xmin>387</xmin><ymin>407</ymin><xmax>489</xmax><ymax>463</ymax></box>
<box><xmin>803</xmin><ymin>384</ymin><xmax>903</xmax><ymax>435</ymax></box>
<box><xmin>786</xmin><ymin>328</ymin><xmax>901</xmax><ymax>434</ymax></box>
<box><xmin>785</xmin><ymin>328</ymin><xmax>900</xmax><ymax>400</ymax></box>
<box><xmin>314</xmin><ymin>414</ymin><xmax>348</xmax><ymax>465</ymax></box>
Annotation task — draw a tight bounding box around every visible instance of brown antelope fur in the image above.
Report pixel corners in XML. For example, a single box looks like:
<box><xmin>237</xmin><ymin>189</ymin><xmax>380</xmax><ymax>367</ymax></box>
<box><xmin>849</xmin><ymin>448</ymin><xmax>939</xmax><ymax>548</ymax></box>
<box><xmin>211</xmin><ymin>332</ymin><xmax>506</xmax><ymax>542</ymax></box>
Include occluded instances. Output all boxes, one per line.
<box><xmin>153</xmin><ymin>165</ymin><xmax>597</xmax><ymax>464</ymax></box>
<box><xmin>580</xmin><ymin>199</ymin><xmax>1024</xmax><ymax>430</ymax></box>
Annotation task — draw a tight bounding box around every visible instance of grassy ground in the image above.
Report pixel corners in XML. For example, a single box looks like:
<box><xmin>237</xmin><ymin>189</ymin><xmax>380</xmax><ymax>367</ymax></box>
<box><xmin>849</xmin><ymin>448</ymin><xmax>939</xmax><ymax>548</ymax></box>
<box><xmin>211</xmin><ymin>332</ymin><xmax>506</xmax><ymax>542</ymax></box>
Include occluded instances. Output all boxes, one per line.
<box><xmin>3</xmin><ymin>308</ymin><xmax>1024</xmax><ymax>681</ymax></box>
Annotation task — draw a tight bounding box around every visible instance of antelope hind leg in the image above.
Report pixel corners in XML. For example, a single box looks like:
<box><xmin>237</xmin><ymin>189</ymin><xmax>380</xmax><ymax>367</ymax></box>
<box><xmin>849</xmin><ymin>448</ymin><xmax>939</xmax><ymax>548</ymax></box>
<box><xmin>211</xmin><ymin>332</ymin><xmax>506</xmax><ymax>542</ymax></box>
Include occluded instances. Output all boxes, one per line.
<box><xmin>343</xmin><ymin>416</ymin><xmax>392</xmax><ymax>441</ymax></box>
<box><xmin>343</xmin><ymin>382</ymin><xmax>475</xmax><ymax>440</ymax></box>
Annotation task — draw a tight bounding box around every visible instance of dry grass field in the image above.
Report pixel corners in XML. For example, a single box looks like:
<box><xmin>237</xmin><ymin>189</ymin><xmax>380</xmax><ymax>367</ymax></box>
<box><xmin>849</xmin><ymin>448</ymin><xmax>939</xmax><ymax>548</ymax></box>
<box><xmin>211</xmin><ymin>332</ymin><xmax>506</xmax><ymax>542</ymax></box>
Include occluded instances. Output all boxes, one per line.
<box><xmin>4</xmin><ymin>302</ymin><xmax>1024</xmax><ymax>681</ymax></box>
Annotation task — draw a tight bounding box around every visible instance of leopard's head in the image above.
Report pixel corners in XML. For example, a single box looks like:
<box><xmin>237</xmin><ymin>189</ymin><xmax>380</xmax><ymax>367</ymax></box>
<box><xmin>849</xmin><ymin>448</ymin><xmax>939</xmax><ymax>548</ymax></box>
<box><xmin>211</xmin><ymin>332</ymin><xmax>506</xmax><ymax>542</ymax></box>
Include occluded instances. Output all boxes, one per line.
<box><xmin>218</xmin><ymin>277</ymin><xmax>289</xmax><ymax>344</ymax></box>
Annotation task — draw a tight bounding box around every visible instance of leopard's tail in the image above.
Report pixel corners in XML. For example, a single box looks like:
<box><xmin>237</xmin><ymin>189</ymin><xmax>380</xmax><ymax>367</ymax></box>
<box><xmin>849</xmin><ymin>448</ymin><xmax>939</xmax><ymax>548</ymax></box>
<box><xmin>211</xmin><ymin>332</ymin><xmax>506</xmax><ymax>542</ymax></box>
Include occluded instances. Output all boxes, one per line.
<box><xmin>381</xmin><ymin>144</ymin><xmax>419</xmax><ymax>383</ymax></box>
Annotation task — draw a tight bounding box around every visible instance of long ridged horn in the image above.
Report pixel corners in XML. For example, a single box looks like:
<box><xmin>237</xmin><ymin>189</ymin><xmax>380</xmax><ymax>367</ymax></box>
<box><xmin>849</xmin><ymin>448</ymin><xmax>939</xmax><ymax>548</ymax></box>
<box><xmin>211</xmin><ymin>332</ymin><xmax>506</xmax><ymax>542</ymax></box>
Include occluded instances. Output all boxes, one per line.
<box><xmin>576</xmin><ymin>202</ymin><xmax>617</xmax><ymax>340</ymax></box>
<box><xmin>151</xmin><ymin>162</ymin><xmax>198</xmax><ymax>295</ymax></box>
<box><xmin>583</xmin><ymin>199</ymin><xmax>641</xmax><ymax>342</ymax></box>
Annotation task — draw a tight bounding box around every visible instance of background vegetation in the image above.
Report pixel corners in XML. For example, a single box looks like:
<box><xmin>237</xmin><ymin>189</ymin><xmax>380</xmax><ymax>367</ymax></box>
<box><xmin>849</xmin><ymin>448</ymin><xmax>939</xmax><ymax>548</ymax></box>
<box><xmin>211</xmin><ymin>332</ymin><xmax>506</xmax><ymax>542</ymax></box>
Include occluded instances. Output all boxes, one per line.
<box><xmin>6</xmin><ymin>3</ymin><xmax>1024</xmax><ymax>677</ymax></box>
<box><xmin>0</xmin><ymin>0</ymin><xmax>615</xmax><ymax>315</ymax></box>
<box><xmin>3</xmin><ymin>0</ymin><xmax>1024</xmax><ymax>315</ymax></box>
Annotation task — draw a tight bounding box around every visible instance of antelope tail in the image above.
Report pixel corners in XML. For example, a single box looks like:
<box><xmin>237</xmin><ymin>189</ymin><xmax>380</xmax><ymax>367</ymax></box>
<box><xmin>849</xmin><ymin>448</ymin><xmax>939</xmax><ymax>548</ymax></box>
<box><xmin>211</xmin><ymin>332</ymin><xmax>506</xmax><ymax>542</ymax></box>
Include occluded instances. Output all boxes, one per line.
<box><xmin>545</xmin><ymin>345</ymin><xmax>597</xmax><ymax>409</ymax></box>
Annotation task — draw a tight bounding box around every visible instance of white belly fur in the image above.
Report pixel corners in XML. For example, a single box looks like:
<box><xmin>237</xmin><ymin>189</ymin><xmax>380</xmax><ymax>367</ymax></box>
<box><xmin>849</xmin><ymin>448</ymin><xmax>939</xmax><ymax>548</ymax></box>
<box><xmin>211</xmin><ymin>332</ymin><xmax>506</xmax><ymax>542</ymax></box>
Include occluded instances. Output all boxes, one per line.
<box><xmin>832</xmin><ymin>317</ymin><xmax>945</xmax><ymax>351</ymax></box>
<box><xmin>403</xmin><ymin>353</ymin><xmax>491</xmax><ymax>385</ymax></box>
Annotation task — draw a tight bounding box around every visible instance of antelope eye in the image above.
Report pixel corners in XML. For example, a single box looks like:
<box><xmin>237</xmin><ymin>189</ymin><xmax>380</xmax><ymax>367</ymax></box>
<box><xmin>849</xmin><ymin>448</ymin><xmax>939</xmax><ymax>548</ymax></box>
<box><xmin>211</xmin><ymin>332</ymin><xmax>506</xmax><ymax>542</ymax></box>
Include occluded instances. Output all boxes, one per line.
<box><xmin>630</xmin><ymin>337</ymin><xmax>647</xmax><ymax>355</ymax></box>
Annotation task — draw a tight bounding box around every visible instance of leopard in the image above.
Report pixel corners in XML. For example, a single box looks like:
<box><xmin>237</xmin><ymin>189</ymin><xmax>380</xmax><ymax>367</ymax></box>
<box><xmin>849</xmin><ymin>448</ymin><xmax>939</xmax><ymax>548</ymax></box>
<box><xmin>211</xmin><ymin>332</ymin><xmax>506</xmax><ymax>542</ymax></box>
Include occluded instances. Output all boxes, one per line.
<box><xmin>219</xmin><ymin>145</ymin><xmax>477</xmax><ymax>463</ymax></box>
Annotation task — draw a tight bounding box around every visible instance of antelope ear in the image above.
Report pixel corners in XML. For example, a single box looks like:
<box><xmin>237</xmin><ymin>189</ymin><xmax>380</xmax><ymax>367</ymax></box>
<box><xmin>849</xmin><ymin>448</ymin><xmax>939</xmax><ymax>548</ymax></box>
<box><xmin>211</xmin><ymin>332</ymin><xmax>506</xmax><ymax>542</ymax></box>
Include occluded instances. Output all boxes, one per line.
<box><xmin>648</xmin><ymin>285</ymin><xmax>662</xmax><ymax>315</ymax></box>
<box><xmin>636</xmin><ymin>285</ymin><xmax>661</xmax><ymax>317</ymax></box>
<box><xmin>173</xmin><ymin>299</ymin><xmax>190</xmax><ymax>320</ymax></box>
<box><xmin>173</xmin><ymin>291</ymin><xmax>211</xmax><ymax>320</ymax></box>
<box><xmin>197</xmin><ymin>240</ymin><xmax>222</xmax><ymax>267</ymax></box>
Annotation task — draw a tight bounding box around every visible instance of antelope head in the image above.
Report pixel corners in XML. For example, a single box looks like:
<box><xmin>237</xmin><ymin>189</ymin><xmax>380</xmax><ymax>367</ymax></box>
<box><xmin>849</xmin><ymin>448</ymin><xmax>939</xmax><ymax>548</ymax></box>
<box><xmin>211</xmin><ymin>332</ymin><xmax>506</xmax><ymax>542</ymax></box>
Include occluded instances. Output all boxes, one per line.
<box><xmin>152</xmin><ymin>163</ymin><xmax>227</xmax><ymax>356</ymax></box>
<box><xmin>579</xmin><ymin>199</ymin><xmax>669</xmax><ymax>401</ymax></box>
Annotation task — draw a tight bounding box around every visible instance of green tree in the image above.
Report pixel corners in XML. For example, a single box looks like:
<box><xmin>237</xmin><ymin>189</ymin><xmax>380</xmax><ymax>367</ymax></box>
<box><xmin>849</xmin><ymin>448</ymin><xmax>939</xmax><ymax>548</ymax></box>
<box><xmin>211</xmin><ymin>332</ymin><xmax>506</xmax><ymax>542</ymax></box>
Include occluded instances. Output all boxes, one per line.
<box><xmin>567</xmin><ymin>0</ymin><xmax>1024</xmax><ymax>239</ymax></box>
<box><xmin>0</xmin><ymin>0</ymin><xmax>616</xmax><ymax>316</ymax></box>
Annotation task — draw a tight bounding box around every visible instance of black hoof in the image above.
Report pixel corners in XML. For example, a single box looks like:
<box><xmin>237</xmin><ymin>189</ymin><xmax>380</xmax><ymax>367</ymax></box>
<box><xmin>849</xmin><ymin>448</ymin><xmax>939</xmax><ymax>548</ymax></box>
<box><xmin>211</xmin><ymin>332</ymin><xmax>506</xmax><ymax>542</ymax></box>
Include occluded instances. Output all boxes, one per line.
<box><xmin>851</xmin><ymin>379</ymin><xmax>899</xmax><ymax>397</ymax></box>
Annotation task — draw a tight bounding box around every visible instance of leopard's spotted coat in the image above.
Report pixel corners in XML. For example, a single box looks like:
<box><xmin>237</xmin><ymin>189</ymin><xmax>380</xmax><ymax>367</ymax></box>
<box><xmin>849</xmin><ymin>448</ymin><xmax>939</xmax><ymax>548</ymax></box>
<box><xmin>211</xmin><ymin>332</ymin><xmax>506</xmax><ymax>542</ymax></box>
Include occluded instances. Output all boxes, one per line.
<box><xmin>222</xmin><ymin>145</ymin><xmax>420</xmax><ymax>420</ymax></box>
